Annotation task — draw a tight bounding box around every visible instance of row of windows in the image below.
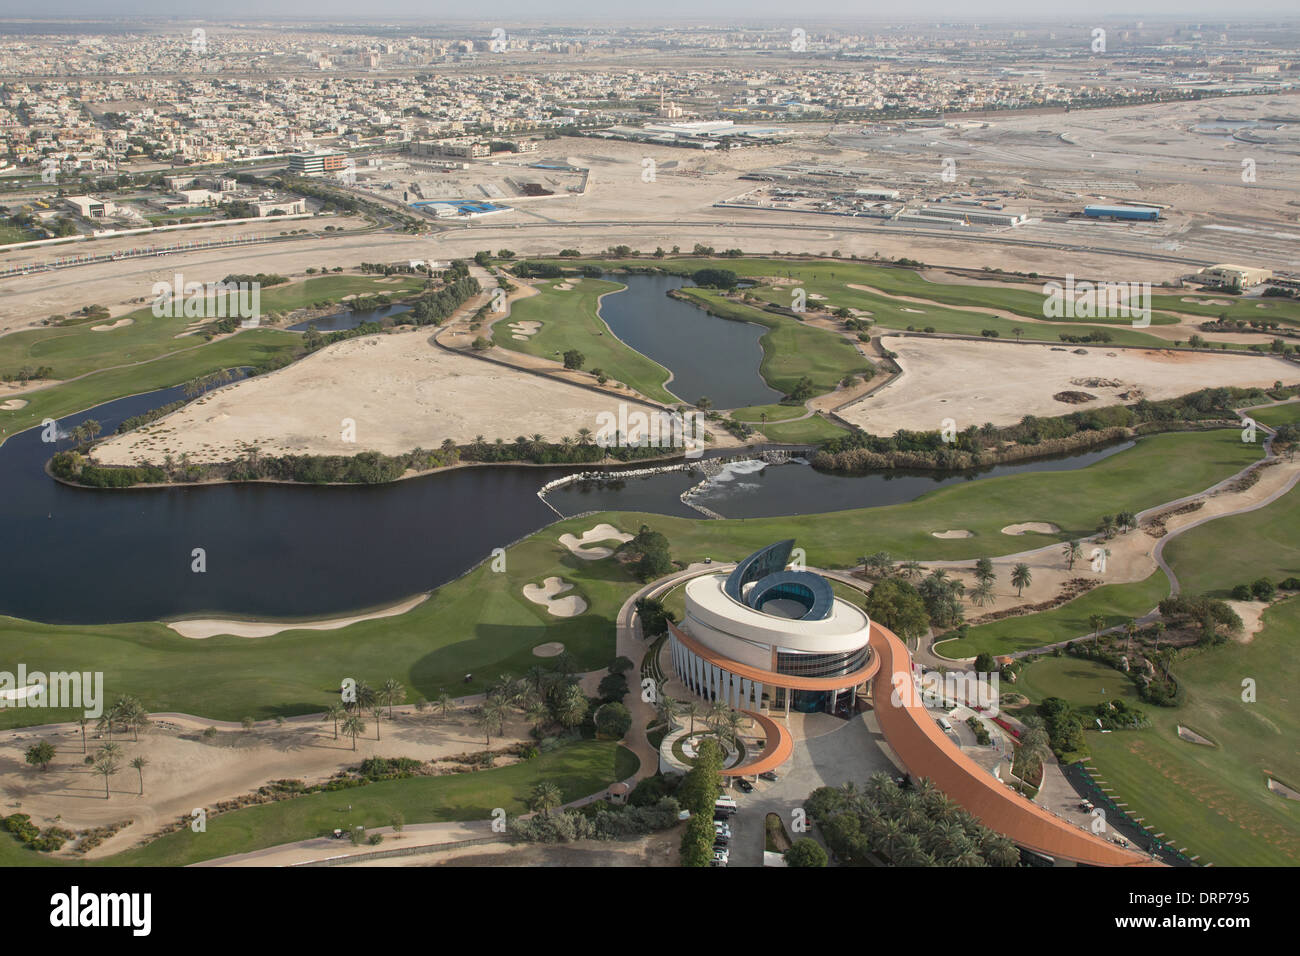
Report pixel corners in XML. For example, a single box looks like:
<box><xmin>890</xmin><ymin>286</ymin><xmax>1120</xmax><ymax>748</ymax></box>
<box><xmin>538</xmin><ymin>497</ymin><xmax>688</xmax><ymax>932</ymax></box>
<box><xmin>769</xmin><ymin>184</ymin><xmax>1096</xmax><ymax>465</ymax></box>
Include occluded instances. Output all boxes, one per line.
<box><xmin>776</xmin><ymin>645</ymin><xmax>871</xmax><ymax>679</ymax></box>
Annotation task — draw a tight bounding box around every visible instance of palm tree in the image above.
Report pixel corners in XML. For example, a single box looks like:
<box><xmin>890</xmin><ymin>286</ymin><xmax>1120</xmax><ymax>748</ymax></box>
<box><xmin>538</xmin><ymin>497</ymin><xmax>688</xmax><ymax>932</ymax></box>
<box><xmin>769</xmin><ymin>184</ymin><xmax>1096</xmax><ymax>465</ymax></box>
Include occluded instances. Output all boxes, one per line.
<box><xmin>555</xmin><ymin>684</ymin><xmax>588</xmax><ymax>730</ymax></box>
<box><xmin>527</xmin><ymin>781</ymin><xmax>563</xmax><ymax>817</ymax></box>
<box><xmin>130</xmin><ymin>755</ymin><xmax>148</xmax><ymax>795</ymax></box>
<box><xmin>897</xmin><ymin>560</ymin><xmax>923</xmax><ymax>580</ymax></box>
<box><xmin>77</xmin><ymin>717</ymin><xmax>87</xmax><ymax>754</ymax></box>
<box><xmin>381</xmin><ymin>678</ymin><xmax>405</xmax><ymax>718</ymax></box>
<box><xmin>1152</xmin><ymin>621</ymin><xmax>1165</xmax><ymax>651</ymax></box>
<box><xmin>525</xmin><ymin>699</ymin><xmax>549</xmax><ymax>735</ymax></box>
<box><xmin>576</xmin><ymin>427</ymin><xmax>594</xmax><ymax>447</ymax></box>
<box><xmin>371</xmin><ymin>704</ymin><xmax>384</xmax><ymax>740</ymax></box>
<box><xmin>683</xmin><ymin>700</ymin><xmax>701</xmax><ymax>734</ymax></box>
<box><xmin>1010</xmin><ymin>563</ymin><xmax>1032</xmax><ymax>597</ymax></box>
<box><xmin>973</xmin><ymin>557</ymin><xmax>995</xmax><ymax>586</ymax></box>
<box><xmin>341</xmin><ymin>714</ymin><xmax>365</xmax><ymax>751</ymax></box>
<box><xmin>970</xmin><ymin>580</ymin><xmax>995</xmax><ymax>607</ymax></box>
<box><xmin>1063</xmin><ymin>540</ymin><xmax>1083</xmax><ymax>570</ymax></box>
<box><xmin>93</xmin><ymin>751</ymin><xmax>119</xmax><ymax>799</ymax></box>
<box><xmin>1124</xmin><ymin>619</ymin><xmax>1139</xmax><ymax>657</ymax></box>
<box><xmin>325</xmin><ymin>703</ymin><xmax>345</xmax><ymax>740</ymax></box>
<box><xmin>434</xmin><ymin>691</ymin><xmax>455</xmax><ymax>720</ymax></box>
<box><xmin>655</xmin><ymin>693</ymin><xmax>680</xmax><ymax>730</ymax></box>
<box><xmin>1089</xmin><ymin>614</ymin><xmax>1107</xmax><ymax>648</ymax></box>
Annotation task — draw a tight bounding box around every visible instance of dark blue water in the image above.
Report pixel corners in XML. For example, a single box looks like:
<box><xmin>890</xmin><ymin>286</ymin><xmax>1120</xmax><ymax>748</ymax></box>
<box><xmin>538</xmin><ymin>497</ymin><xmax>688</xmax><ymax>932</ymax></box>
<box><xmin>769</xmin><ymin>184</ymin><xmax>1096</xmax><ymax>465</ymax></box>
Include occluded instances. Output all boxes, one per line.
<box><xmin>597</xmin><ymin>274</ymin><xmax>781</xmax><ymax>409</ymax></box>
<box><xmin>0</xmin><ymin>379</ymin><xmax>1132</xmax><ymax>624</ymax></box>
<box><xmin>546</xmin><ymin>441</ymin><xmax>1135</xmax><ymax>519</ymax></box>
<box><xmin>288</xmin><ymin>303</ymin><xmax>411</xmax><ymax>332</ymax></box>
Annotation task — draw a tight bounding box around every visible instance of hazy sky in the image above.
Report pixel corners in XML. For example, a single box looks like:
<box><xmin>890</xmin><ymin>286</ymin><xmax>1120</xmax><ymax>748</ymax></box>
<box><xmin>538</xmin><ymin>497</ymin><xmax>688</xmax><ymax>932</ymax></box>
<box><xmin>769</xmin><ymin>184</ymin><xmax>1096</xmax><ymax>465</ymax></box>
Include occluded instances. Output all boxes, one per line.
<box><xmin>0</xmin><ymin>2</ymin><xmax>1291</xmax><ymax>20</ymax></box>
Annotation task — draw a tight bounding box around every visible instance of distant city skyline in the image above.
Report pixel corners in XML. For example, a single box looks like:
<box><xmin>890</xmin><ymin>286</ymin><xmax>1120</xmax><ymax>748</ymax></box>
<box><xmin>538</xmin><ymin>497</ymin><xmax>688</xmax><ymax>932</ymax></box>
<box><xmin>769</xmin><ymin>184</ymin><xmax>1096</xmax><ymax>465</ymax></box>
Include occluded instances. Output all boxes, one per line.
<box><xmin>0</xmin><ymin>2</ymin><xmax>1296</xmax><ymax>22</ymax></box>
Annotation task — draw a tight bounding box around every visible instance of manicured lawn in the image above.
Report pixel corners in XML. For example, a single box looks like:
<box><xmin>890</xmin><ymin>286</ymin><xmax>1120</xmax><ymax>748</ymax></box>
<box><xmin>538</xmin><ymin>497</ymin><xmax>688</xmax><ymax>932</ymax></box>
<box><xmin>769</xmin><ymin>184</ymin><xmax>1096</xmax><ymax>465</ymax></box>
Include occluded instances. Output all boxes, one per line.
<box><xmin>0</xmin><ymin>740</ymin><xmax>636</xmax><ymax>867</ymax></box>
<box><xmin>1086</xmin><ymin>598</ymin><xmax>1300</xmax><ymax>866</ymax></box>
<box><xmin>1163</xmin><ymin>480</ymin><xmax>1300</xmax><ymax>598</ymax></box>
<box><xmin>493</xmin><ymin>278</ymin><xmax>677</xmax><ymax>404</ymax></box>
<box><xmin>757</xmin><ymin>413</ymin><xmax>849</xmax><ymax>444</ymax></box>
<box><xmin>0</xmin><ymin>330</ymin><xmax>300</xmax><ymax>446</ymax></box>
<box><xmin>1249</xmin><ymin>402</ymin><xmax>1300</xmax><ymax>427</ymax></box>
<box><xmin>731</xmin><ymin>403</ymin><xmax>806</xmax><ymax>423</ymax></box>
<box><xmin>936</xmin><ymin>572</ymin><xmax>1170</xmax><ymax>659</ymax></box>
<box><xmin>1014</xmin><ymin>654</ymin><xmax>1141</xmax><ymax>710</ymax></box>
<box><xmin>0</xmin><ymin>274</ymin><xmax>423</xmax><ymax>382</ymax></box>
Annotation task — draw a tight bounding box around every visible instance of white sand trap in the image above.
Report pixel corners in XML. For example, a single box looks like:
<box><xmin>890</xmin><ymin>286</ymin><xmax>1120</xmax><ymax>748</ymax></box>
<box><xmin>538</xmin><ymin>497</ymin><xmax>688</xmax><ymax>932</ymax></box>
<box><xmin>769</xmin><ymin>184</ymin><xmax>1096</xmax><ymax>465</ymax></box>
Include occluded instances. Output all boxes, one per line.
<box><xmin>1176</xmin><ymin>725</ymin><xmax>1215</xmax><ymax>746</ymax></box>
<box><xmin>0</xmin><ymin>399</ymin><xmax>28</xmax><ymax>410</ymax></box>
<box><xmin>168</xmin><ymin>594</ymin><xmax>428</xmax><ymax>639</ymax></box>
<box><xmin>560</xmin><ymin>522</ymin><xmax>633</xmax><ymax>560</ymax></box>
<box><xmin>1001</xmin><ymin>522</ymin><xmax>1062</xmax><ymax>535</ymax></box>
<box><xmin>901</xmin><ymin>307</ymin><xmax>926</xmax><ymax>314</ymax></box>
<box><xmin>931</xmin><ymin>529</ymin><xmax>974</xmax><ymax>539</ymax></box>
<box><xmin>553</xmin><ymin>282</ymin><xmax>574</xmax><ymax>290</ymax></box>
<box><xmin>808</xmin><ymin>292</ymin><xmax>827</xmax><ymax>300</ymax></box>
<box><xmin>508</xmin><ymin>320</ymin><xmax>542</xmax><ymax>338</ymax></box>
<box><xmin>532</xmin><ymin>641</ymin><xmax>566</xmax><ymax>658</ymax></box>
<box><xmin>1268</xmin><ymin>778</ymin><xmax>1300</xmax><ymax>801</ymax></box>
<box><xmin>522</xmin><ymin>576</ymin><xmax>587</xmax><ymax>617</ymax></box>
<box><xmin>512</xmin><ymin>334</ymin><xmax>529</xmax><ymax>340</ymax></box>
<box><xmin>91</xmin><ymin>318</ymin><xmax>134</xmax><ymax>331</ymax></box>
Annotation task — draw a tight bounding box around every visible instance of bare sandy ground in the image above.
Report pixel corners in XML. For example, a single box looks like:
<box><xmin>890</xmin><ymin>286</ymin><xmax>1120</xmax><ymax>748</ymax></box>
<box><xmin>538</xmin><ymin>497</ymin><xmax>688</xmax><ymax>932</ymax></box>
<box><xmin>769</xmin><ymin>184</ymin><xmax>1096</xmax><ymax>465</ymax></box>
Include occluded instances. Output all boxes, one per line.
<box><xmin>1</xmin><ymin>708</ymin><xmax>534</xmax><ymax>860</ymax></box>
<box><xmin>92</xmin><ymin>330</ymin><xmax>669</xmax><ymax>465</ymax></box>
<box><xmin>167</xmin><ymin>594</ymin><xmax>429</xmax><ymax>639</ymax></box>
<box><xmin>356</xmin><ymin>828</ymin><xmax>683</xmax><ymax>867</ymax></box>
<box><xmin>841</xmin><ymin>336</ymin><xmax>1296</xmax><ymax>434</ymax></box>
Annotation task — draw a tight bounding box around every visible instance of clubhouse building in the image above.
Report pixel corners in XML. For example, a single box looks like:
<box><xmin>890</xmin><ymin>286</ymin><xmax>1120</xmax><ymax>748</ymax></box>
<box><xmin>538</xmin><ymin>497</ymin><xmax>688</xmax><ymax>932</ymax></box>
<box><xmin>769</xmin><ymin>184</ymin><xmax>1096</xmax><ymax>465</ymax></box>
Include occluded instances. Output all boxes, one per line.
<box><xmin>668</xmin><ymin>541</ymin><xmax>877</xmax><ymax>716</ymax></box>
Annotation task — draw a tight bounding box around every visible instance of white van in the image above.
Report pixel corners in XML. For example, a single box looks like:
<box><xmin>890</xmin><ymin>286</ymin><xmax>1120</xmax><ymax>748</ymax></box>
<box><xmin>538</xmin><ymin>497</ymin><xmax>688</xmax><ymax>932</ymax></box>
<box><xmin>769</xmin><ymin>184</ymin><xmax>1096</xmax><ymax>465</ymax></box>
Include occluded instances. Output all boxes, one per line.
<box><xmin>937</xmin><ymin>717</ymin><xmax>954</xmax><ymax>733</ymax></box>
<box><xmin>714</xmin><ymin>795</ymin><xmax>738</xmax><ymax>814</ymax></box>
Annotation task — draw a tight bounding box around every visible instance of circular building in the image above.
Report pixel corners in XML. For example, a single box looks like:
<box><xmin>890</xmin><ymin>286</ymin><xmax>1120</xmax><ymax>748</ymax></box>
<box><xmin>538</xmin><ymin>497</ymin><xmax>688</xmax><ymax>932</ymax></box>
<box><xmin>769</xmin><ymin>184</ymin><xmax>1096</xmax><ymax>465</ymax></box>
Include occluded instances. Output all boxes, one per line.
<box><xmin>668</xmin><ymin>541</ymin><xmax>877</xmax><ymax>716</ymax></box>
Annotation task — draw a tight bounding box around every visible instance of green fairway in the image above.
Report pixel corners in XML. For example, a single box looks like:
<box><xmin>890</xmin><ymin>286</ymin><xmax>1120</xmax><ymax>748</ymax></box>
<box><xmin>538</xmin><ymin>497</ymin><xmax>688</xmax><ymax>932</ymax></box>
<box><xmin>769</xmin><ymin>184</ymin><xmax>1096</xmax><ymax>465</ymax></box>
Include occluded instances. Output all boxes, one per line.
<box><xmin>731</xmin><ymin>403</ymin><xmax>806</xmax><ymax>423</ymax></box>
<box><xmin>1149</xmin><ymin>291</ymin><xmax>1300</xmax><ymax>328</ymax></box>
<box><xmin>493</xmin><ymin>278</ymin><xmax>677</xmax><ymax>404</ymax></box>
<box><xmin>1014</xmin><ymin>654</ymin><xmax>1142</xmax><ymax>710</ymax></box>
<box><xmin>0</xmin><ymin>330</ymin><xmax>301</xmax><ymax>446</ymax></box>
<box><xmin>0</xmin><ymin>739</ymin><xmax>636</xmax><ymax>867</ymax></box>
<box><xmin>1085</xmin><ymin>598</ymin><xmax>1300</xmax><ymax>866</ymax></box>
<box><xmin>936</xmin><ymin>572</ymin><xmax>1170</xmax><ymax>659</ymax></box>
<box><xmin>757</xmin><ymin>414</ymin><xmax>849</xmax><ymax>444</ymax></box>
<box><xmin>1249</xmin><ymin>402</ymin><xmax>1300</xmax><ymax>427</ymax></box>
<box><xmin>1163</xmin><ymin>481</ymin><xmax>1300</xmax><ymax>598</ymax></box>
<box><xmin>0</xmin><ymin>274</ymin><xmax>423</xmax><ymax>382</ymax></box>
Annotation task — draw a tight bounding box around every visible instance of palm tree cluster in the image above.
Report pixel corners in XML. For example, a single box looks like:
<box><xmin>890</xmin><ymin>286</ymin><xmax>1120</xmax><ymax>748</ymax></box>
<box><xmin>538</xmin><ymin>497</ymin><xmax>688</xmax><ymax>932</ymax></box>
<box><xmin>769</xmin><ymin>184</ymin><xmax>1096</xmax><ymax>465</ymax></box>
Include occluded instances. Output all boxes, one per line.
<box><xmin>917</xmin><ymin>568</ymin><xmax>966</xmax><ymax>628</ymax></box>
<box><xmin>807</xmin><ymin>773</ymin><xmax>1021</xmax><ymax>867</ymax></box>
<box><xmin>969</xmin><ymin>557</ymin><xmax>996</xmax><ymax>608</ymax></box>
<box><xmin>97</xmin><ymin>695</ymin><xmax>150</xmax><ymax>742</ymax></box>
<box><xmin>474</xmin><ymin>662</ymin><xmax>589</xmax><ymax>746</ymax></box>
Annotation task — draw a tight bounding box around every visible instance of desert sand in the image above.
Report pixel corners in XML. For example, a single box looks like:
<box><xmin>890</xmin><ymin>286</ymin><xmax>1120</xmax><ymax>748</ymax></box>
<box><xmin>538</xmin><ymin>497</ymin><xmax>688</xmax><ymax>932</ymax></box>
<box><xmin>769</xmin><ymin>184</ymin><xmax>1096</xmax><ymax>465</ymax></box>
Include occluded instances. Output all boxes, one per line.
<box><xmin>92</xmin><ymin>330</ymin><xmax>668</xmax><ymax>465</ymax></box>
<box><xmin>841</xmin><ymin>336</ymin><xmax>1296</xmax><ymax>435</ymax></box>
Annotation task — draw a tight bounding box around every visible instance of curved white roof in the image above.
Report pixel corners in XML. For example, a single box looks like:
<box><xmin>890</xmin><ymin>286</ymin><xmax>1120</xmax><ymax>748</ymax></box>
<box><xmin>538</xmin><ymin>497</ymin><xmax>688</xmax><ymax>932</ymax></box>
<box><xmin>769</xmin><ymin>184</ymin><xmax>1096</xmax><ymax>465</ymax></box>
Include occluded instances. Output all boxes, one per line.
<box><xmin>685</xmin><ymin>573</ymin><xmax>871</xmax><ymax>655</ymax></box>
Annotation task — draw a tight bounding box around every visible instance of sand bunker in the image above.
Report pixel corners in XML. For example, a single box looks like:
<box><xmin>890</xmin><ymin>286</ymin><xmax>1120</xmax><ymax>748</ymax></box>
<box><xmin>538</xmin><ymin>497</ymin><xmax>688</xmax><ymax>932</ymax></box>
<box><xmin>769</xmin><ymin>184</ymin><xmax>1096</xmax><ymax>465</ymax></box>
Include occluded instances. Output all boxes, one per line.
<box><xmin>167</xmin><ymin>594</ymin><xmax>429</xmax><ymax>639</ymax></box>
<box><xmin>1176</xmin><ymin>725</ymin><xmax>1215</xmax><ymax>746</ymax></box>
<box><xmin>1002</xmin><ymin>522</ymin><xmax>1062</xmax><ymax>535</ymax></box>
<box><xmin>522</xmin><ymin>577</ymin><xmax>587</xmax><ymax>617</ymax></box>
<box><xmin>932</xmin><ymin>529</ymin><xmax>974</xmax><ymax>539</ymax></box>
<box><xmin>1267</xmin><ymin>778</ymin><xmax>1300</xmax><ymax>801</ymax></box>
<box><xmin>559</xmin><ymin>522</ymin><xmax>633</xmax><ymax>560</ymax></box>
<box><xmin>901</xmin><ymin>307</ymin><xmax>926</xmax><ymax>314</ymax></box>
<box><xmin>0</xmin><ymin>399</ymin><xmax>28</xmax><ymax>410</ymax></box>
<box><xmin>553</xmin><ymin>282</ymin><xmax>574</xmax><ymax>291</ymax></box>
<box><xmin>91</xmin><ymin>318</ymin><xmax>134</xmax><ymax>331</ymax></box>
<box><xmin>532</xmin><ymin>641</ymin><xmax>566</xmax><ymax>658</ymax></box>
<box><xmin>508</xmin><ymin>320</ymin><xmax>542</xmax><ymax>341</ymax></box>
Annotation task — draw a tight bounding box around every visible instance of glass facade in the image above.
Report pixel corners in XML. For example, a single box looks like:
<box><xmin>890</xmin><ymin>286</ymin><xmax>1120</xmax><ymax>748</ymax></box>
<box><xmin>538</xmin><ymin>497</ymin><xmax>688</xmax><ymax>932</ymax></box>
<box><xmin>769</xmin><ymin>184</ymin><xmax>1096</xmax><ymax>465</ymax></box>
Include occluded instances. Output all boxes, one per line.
<box><xmin>776</xmin><ymin>646</ymin><xmax>871</xmax><ymax>679</ymax></box>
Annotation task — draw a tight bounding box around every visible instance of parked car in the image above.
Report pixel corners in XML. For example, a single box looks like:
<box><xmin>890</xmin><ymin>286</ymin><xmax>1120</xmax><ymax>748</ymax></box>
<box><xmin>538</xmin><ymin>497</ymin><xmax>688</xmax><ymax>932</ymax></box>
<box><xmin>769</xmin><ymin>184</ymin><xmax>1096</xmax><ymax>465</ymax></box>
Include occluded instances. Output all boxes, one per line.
<box><xmin>759</xmin><ymin>771</ymin><xmax>779</xmax><ymax>782</ymax></box>
<box><xmin>710</xmin><ymin>849</ymin><xmax>729</xmax><ymax>866</ymax></box>
<box><xmin>735</xmin><ymin>778</ymin><xmax>755</xmax><ymax>794</ymax></box>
